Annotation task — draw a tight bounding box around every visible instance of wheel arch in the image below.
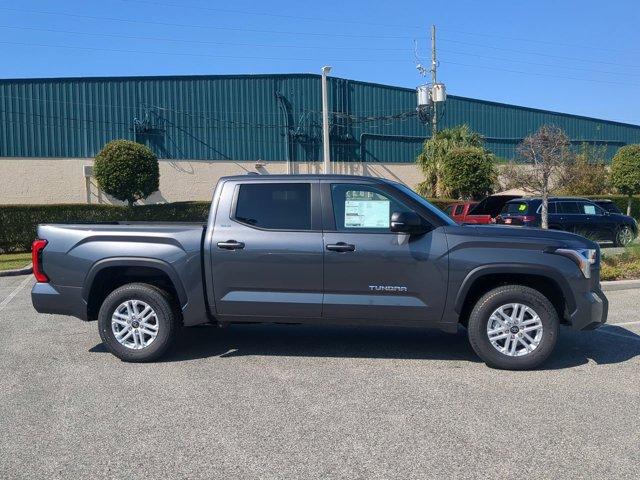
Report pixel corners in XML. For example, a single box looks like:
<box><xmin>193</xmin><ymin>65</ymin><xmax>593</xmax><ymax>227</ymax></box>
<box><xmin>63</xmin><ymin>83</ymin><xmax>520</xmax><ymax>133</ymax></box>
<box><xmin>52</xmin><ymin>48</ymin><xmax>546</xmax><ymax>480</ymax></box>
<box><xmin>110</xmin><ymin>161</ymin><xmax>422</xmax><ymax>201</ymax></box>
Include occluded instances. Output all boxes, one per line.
<box><xmin>83</xmin><ymin>258</ymin><xmax>187</xmax><ymax>321</ymax></box>
<box><xmin>455</xmin><ymin>264</ymin><xmax>574</xmax><ymax>326</ymax></box>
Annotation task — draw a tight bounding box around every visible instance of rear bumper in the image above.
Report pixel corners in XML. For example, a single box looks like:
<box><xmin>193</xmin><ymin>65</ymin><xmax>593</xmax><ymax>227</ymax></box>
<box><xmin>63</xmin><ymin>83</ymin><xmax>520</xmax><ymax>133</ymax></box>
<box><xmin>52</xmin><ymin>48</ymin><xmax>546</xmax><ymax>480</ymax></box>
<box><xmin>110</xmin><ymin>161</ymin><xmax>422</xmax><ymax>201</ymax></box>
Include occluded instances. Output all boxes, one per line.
<box><xmin>31</xmin><ymin>282</ymin><xmax>88</xmax><ymax>321</ymax></box>
<box><xmin>568</xmin><ymin>287</ymin><xmax>608</xmax><ymax>330</ymax></box>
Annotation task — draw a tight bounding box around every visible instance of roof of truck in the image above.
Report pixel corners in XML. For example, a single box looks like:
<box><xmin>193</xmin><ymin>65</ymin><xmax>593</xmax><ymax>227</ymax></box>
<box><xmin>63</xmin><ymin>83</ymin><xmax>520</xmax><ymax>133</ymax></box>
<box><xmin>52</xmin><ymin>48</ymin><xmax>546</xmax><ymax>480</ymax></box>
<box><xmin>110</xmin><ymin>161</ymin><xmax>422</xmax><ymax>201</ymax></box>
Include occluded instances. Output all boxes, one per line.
<box><xmin>220</xmin><ymin>174</ymin><xmax>397</xmax><ymax>183</ymax></box>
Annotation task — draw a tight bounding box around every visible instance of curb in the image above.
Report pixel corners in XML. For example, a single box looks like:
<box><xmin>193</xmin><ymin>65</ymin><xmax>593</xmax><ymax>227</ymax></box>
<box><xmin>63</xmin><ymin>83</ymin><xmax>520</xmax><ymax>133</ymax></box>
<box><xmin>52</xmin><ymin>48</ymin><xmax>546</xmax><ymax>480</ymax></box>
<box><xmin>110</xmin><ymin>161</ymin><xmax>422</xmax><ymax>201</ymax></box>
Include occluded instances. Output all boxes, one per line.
<box><xmin>0</xmin><ymin>264</ymin><xmax>33</xmax><ymax>277</ymax></box>
<box><xmin>601</xmin><ymin>279</ymin><xmax>640</xmax><ymax>292</ymax></box>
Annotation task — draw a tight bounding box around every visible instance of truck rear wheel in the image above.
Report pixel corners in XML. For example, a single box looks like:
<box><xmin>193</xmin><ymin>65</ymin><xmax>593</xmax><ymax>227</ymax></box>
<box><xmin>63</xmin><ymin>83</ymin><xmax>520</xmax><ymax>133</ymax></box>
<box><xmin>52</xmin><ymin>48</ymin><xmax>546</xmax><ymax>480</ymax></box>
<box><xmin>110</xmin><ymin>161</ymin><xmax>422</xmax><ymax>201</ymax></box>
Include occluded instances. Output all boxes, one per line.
<box><xmin>467</xmin><ymin>285</ymin><xmax>559</xmax><ymax>370</ymax></box>
<box><xmin>98</xmin><ymin>283</ymin><xmax>179</xmax><ymax>362</ymax></box>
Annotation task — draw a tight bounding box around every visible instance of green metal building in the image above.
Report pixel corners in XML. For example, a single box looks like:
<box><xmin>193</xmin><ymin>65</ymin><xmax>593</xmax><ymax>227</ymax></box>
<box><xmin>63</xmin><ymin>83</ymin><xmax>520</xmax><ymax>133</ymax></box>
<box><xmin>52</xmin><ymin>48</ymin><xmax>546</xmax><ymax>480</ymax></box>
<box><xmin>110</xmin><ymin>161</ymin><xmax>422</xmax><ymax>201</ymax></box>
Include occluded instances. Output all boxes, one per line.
<box><xmin>1</xmin><ymin>73</ymin><xmax>639</xmax><ymax>163</ymax></box>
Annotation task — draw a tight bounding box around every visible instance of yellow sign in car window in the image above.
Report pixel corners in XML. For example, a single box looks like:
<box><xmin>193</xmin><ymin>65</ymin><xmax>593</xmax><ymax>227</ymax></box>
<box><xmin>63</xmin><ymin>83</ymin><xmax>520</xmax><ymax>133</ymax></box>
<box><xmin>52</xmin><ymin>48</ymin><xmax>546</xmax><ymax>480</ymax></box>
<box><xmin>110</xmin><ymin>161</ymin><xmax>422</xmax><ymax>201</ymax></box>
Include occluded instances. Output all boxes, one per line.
<box><xmin>518</xmin><ymin>204</ymin><xmax>527</xmax><ymax>212</ymax></box>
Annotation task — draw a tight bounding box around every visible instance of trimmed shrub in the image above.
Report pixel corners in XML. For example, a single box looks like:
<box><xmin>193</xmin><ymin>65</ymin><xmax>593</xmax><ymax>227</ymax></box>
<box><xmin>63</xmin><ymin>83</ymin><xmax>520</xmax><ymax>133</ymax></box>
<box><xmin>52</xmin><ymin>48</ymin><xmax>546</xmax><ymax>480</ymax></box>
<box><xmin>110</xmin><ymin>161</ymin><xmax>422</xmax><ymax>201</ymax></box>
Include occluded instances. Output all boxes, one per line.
<box><xmin>610</xmin><ymin>144</ymin><xmax>640</xmax><ymax>215</ymax></box>
<box><xmin>441</xmin><ymin>147</ymin><xmax>497</xmax><ymax>200</ymax></box>
<box><xmin>584</xmin><ymin>194</ymin><xmax>640</xmax><ymax>219</ymax></box>
<box><xmin>94</xmin><ymin>140</ymin><xmax>160</xmax><ymax>205</ymax></box>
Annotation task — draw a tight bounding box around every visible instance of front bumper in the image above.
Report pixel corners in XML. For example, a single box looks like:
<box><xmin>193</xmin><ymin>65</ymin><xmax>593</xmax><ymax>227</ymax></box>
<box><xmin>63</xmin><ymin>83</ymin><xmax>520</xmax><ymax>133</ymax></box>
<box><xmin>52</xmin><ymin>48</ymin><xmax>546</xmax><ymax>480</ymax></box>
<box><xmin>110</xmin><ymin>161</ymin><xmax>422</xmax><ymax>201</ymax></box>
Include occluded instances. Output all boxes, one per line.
<box><xmin>31</xmin><ymin>282</ymin><xmax>88</xmax><ymax>320</ymax></box>
<box><xmin>568</xmin><ymin>287</ymin><xmax>608</xmax><ymax>330</ymax></box>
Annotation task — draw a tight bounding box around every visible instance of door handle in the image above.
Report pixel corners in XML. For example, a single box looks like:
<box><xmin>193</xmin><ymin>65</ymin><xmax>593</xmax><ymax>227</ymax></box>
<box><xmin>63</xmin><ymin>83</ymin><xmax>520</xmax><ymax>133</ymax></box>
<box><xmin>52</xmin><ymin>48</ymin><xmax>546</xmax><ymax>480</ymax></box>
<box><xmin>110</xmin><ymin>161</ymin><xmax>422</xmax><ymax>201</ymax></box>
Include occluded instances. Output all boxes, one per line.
<box><xmin>217</xmin><ymin>240</ymin><xmax>245</xmax><ymax>250</ymax></box>
<box><xmin>326</xmin><ymin>242</ymin><xmax>355</xmax><ymax>252</ymax></box>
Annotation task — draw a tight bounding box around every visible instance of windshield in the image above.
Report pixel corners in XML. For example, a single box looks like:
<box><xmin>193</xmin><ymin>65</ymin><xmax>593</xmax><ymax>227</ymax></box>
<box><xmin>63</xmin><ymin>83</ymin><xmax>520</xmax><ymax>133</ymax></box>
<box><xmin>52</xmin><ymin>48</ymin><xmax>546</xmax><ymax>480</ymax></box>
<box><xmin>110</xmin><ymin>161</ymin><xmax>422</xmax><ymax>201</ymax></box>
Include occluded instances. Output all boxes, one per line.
<box><xmin>393</xmin><ymin>183</ymin><xmax>457</xmax><ymax>225</ymax></box>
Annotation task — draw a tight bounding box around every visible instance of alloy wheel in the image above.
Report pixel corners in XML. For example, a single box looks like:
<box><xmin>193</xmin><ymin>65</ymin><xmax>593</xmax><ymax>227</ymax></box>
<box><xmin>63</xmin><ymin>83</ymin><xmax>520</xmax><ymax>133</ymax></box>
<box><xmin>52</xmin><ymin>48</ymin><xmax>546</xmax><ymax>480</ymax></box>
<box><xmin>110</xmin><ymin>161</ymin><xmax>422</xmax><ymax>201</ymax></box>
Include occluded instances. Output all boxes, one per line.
<box><xmin>111</xmin><ymin>300</ymin><xmax>159</xmax><ymax>350</ymax></box>
<box><xmin>486</xmin><ymin>303</ymin><xmax>543</xmax><ymax>357</ymax></box>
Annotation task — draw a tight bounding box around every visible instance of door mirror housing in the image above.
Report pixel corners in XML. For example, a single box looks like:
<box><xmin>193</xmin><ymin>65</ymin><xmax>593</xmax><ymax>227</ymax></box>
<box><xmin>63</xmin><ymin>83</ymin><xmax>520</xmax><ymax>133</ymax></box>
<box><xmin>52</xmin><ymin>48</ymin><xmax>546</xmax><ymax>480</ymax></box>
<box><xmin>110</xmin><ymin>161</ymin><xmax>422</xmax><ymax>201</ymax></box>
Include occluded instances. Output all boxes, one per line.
<box><xmin>390</xmin><ymin>211</ymin><xmax>428</xmax><ymax>234</ymax></box>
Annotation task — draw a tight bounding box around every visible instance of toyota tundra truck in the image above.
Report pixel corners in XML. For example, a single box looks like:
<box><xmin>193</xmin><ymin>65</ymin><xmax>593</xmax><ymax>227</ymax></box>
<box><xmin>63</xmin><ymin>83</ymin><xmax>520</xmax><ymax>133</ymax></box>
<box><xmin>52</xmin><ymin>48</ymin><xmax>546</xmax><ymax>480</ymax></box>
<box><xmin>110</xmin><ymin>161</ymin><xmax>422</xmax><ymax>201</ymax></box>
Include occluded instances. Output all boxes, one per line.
<box><xmin>31</xmin><ymin>175</ymin><xmax>608</xmax><ymax>369</ymax></box>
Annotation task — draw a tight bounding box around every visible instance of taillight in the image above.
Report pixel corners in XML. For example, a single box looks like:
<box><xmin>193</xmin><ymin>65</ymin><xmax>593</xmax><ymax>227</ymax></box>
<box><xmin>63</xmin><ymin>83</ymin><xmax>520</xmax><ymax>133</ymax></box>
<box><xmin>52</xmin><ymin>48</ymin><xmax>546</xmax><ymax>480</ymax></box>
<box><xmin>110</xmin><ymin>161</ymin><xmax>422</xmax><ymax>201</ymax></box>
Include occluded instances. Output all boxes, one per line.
<box><xmin>521</xmin><ymin>215</ymin><xmax>537</xmax><ymax>222</ymax></box>
<box><xmin>32</xmin><ymin>239</ymin><xmax>49</xmax><ymax>283</ymax></box>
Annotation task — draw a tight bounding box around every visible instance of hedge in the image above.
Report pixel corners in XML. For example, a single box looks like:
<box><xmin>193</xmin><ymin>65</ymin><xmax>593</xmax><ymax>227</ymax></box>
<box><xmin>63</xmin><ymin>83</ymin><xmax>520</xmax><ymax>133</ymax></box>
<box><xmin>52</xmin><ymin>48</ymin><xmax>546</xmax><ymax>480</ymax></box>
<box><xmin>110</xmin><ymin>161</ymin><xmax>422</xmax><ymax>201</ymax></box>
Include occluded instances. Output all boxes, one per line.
<box><xmin>0</xmin><ymin>202</ymin><xmax>210</xmax><ymax>253</ymax></box>
<box><xmin>0</xmin><ymin>199</ymin><xmax>460</xmax><ymax>253</ymax></box>
<box><xmin>582</xmin><ymin>195</ymin><xmax>640</xmax><ymax>219</ymax></box>
<box><xmin>2</xmin><ymin>195</ymin><xmax>637</xmax><ymax>253</ymax></box>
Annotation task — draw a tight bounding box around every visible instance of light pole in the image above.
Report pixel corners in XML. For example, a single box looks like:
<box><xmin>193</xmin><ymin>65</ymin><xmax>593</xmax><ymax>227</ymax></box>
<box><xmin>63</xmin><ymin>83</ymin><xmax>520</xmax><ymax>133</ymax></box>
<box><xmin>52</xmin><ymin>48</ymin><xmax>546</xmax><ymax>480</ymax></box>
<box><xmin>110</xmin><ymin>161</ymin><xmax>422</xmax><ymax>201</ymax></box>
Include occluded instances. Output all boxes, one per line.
<box><xmin>321</xmin><ymin>65</ymin><xmax>332</xmax><ymax>174</ymax></box>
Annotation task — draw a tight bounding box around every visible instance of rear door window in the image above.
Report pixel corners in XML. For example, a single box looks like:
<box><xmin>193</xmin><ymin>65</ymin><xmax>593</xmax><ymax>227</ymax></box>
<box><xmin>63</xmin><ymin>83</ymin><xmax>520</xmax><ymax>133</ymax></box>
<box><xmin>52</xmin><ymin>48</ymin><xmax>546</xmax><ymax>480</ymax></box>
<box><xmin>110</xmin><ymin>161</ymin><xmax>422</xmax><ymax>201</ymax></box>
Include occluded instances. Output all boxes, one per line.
<box><xmin>557</xmin><ymin>202</ymin><xmax>580</xmax><ymax>214</ymax></box>
<box><xmin>234</xmin><ymin>183</ymin><xmax>311</xmax><ymax>230</ymax></box>
<box><xmin>454</xmin><ymin>205</ymin><xmax>464</xmax><ymax>215</ymax></box>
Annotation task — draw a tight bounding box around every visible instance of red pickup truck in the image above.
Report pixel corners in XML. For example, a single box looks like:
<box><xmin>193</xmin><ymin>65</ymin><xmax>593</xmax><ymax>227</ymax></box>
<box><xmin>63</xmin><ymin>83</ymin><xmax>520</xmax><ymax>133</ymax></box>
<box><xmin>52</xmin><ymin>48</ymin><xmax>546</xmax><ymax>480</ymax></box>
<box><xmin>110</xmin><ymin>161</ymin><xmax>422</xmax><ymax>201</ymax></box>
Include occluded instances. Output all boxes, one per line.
<box><xmin>446</xmin><ymin>195</ymin><xmax>521</xmax><ymax>224</ymax></box>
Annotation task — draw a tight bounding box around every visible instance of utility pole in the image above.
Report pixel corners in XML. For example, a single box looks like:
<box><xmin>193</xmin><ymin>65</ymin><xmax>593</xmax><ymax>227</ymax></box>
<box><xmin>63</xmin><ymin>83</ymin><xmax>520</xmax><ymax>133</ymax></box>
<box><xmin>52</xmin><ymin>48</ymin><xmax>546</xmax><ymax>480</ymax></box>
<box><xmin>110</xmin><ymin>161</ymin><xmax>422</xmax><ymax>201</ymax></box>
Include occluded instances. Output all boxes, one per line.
<box><xmin>430</xmin><ymin>24</ymin><xmax>437</xmax><ymax>136</ymax></box>
<box><xmin>321</xmin><ymin>65</ymin><xmax>332</xmax><ymax>174</ymax></box>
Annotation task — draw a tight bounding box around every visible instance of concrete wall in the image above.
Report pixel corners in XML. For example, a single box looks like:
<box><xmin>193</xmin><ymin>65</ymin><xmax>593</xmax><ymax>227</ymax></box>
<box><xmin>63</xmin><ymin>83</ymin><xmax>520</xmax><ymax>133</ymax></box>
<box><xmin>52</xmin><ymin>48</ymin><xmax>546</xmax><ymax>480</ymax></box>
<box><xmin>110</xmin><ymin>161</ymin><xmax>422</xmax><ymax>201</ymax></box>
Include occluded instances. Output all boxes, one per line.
<box><xmin>0</xmin><ymin>158</ymin><xmax>425</xmax><ymax>205</ymax></box>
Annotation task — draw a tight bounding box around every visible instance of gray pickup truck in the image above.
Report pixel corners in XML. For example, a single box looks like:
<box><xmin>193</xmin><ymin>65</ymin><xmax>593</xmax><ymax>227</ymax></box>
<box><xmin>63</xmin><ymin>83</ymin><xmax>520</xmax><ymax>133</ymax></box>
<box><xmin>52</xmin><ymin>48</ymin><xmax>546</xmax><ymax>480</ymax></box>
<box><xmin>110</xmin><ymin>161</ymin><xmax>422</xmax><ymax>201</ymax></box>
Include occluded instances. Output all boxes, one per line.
<box><xmin>31</xmin><ymin>175</ymin><xmax>608</xmax><ymax>369</ymax></box>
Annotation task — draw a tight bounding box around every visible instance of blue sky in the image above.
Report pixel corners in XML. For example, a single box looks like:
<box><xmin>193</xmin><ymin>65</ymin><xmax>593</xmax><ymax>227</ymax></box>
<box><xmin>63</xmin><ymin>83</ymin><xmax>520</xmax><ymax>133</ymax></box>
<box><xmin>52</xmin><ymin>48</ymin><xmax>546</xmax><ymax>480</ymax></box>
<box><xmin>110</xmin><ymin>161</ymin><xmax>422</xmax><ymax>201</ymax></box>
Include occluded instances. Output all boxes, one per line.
<box><xmin>1</xmin><ymin>0</ymin><xmax>639</xmax><ymax>123</ymax></box>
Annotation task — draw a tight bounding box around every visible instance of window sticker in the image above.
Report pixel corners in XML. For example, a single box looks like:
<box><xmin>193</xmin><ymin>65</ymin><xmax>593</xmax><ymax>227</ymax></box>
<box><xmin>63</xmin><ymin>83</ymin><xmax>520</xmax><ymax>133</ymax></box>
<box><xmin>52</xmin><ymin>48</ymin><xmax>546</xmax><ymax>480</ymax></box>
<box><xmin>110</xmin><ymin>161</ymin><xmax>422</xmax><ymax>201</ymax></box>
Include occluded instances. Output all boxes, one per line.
<box><xmin>583</xmin><ymin>204</ymin><xmax>596</xmax><ymax>215</ymax></box>
<box><xmin>518</xmin><ymin>203</ymin><xmax>527</xmax><ymax>212</ymax></box>
<box><xmin>344</xmin><ymin>200</ymin><xmax>390</xmax><ymax>228</ymax></box>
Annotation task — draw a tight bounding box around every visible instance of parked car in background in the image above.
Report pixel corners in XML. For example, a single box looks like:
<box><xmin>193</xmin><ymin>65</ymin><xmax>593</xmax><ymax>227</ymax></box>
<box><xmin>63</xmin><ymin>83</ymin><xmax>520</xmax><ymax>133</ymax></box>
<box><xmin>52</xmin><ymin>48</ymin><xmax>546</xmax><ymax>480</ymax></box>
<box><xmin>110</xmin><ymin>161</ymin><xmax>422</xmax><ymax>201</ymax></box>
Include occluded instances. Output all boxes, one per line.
<box><xmin>593</xmin><ymin>199</ymin><xmax>623</xmax><ymax>215</ymax></box>
<box><xmin>446</xmin><ymin>201</ymin><xmax>478</xmax><ymax>223</ymax></box>
<box><xmin>496</xmin><ymin>197</ymin><xmax>638</xmax><ymax>246</ymax></box>
<box><xmin>446</xmin><ymin>195</ymin><xmax>521</xmax><ymax>224</ymax></box>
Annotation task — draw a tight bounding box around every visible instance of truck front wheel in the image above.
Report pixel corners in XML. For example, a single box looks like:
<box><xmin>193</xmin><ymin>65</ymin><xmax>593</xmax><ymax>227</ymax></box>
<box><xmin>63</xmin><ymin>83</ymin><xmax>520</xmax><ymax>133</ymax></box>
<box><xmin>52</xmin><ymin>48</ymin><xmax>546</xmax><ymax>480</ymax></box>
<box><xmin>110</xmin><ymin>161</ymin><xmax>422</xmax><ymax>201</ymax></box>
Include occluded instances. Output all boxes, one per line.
<box><xmin>98</xmin><ymin>283</ymin><xmax>179</xmax><ymax>362</ymax></box>
<box><xmin>466</xmin><ymin>285</ymin><xmax>559</xmax><ymax>370</ymax></box>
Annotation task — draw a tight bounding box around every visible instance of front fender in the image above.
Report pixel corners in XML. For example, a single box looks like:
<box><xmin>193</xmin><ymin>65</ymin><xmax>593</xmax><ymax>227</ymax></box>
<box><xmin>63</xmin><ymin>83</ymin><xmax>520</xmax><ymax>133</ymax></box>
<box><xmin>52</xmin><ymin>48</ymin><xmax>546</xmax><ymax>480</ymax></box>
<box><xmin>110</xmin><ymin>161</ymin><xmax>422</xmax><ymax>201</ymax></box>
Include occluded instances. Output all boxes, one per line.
<box><xmin>454</xmin><ymin>263</ymin><xmax>576</xmax><ymax>314</ymax></box>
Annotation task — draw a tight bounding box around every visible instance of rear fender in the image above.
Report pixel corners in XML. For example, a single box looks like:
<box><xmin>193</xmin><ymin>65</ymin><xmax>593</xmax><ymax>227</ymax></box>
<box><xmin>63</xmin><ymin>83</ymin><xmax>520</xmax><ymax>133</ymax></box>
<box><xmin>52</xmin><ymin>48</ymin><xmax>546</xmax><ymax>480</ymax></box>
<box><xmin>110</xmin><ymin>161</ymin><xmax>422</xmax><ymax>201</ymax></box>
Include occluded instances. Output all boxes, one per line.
<box><xmin>82</xmin><ymin>257</ymin><xmax>187</xmax><ymax>307</ymax></box>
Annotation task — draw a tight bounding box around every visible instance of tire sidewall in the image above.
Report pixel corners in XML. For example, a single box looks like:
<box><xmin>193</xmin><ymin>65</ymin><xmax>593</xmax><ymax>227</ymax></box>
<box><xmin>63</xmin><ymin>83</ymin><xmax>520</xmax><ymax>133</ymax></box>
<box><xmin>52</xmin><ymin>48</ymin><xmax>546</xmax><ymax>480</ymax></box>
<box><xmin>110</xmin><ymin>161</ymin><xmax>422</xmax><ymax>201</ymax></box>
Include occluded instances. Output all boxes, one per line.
<box><xmin>98</xmin><ymin>284</ymin><xmax>176</xmax><ymax>362</ymax></box>
<box><xmin>468</xmin><ymin>286</ymin><xmax>559</xmax><ymax>370</ymax></box>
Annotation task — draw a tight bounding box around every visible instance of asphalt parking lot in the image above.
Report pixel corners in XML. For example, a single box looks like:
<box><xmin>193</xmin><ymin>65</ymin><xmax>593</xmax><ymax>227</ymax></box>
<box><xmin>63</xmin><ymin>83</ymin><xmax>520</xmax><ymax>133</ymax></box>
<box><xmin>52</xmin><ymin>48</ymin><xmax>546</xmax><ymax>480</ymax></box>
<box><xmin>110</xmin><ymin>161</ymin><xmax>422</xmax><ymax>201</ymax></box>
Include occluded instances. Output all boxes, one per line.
<box><xmin>1</xmin><ymin>276</ymin><xmax>638</xmax><ymax>479</ymax></box>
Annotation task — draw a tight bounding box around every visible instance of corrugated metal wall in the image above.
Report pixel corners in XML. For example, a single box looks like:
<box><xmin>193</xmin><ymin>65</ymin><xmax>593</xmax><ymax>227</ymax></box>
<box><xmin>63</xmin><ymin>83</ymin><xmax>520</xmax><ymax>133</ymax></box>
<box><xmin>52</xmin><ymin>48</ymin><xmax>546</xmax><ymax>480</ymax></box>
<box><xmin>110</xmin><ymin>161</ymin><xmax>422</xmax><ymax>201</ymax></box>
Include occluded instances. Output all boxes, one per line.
<box><xmin>1</xmin><ymin>74</ymin><xmax>638</xmax><ymax>162</ymax></box>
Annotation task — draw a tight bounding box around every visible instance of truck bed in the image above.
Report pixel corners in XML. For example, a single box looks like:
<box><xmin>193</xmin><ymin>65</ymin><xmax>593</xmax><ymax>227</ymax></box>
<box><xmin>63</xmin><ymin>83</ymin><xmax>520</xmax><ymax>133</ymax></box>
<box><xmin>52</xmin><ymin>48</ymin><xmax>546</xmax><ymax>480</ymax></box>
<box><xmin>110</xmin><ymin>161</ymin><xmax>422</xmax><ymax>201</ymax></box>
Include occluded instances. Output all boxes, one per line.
<box><xmin>33</xmin><ymin>222</ymin><xmax>208</xmax><ymax>325</ymax></box>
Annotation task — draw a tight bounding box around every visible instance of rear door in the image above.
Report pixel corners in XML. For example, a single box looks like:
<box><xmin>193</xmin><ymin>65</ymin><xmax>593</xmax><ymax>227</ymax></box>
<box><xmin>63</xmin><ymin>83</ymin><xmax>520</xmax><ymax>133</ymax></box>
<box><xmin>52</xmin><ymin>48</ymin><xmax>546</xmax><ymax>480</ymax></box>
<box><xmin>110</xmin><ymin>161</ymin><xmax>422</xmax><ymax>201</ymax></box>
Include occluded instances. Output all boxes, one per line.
<box><xmin>556</xmin><ymin>201</ymin><xmax>582</xmax><ymax>233</ymax></box>
<box><xmin>321</xmin><ymin>180</ymin><xmax>448</xmax><ymax>325</ymax></box>
<box><xmin>210</xmin><ymin>179</ymin><xmax>323</xmax><ymax>318</ymax></box>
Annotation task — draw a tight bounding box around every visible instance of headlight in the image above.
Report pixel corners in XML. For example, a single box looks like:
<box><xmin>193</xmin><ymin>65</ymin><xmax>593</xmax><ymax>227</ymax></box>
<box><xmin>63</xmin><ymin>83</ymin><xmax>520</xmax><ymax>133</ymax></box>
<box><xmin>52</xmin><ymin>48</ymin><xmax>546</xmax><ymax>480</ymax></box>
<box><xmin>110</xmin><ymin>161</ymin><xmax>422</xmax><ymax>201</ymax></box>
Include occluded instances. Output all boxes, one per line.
<box><xmin>552</xmin><ymin>248</ymin><xmax>597</xmax><ymax>278</ymax></box>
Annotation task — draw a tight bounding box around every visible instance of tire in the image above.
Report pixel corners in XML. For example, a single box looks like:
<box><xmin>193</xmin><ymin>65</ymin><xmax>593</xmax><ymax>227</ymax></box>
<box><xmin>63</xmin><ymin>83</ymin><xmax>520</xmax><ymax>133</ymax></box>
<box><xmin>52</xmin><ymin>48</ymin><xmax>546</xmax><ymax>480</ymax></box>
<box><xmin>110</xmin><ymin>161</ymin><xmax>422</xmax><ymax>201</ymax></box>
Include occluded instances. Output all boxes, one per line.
<box><xmin>467</xmin><ymin>285</ymin><xmax>559</xmax><ymax>370</ymax></box>
<box><xmin>98</xmin><ymin>283</ymin><xmax>179</xmax><ymax>362</ymax></box>
<box><xmin>614</xmin><ymin>225</ymin><xmax>635</xmax><ymax>247</ymax></box>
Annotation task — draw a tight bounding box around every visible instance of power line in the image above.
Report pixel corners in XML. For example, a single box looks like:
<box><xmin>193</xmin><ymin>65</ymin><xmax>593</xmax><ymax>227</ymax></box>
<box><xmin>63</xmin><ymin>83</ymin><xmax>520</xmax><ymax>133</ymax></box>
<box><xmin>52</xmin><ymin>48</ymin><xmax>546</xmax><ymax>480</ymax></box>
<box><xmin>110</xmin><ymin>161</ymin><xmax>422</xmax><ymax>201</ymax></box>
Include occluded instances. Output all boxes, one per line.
<box><xmin>0</xmin><ymin>7</ymin><xmax>414</xmax><ymax>40</ymax></box>
<box><xmin>0</xmin><ymin>93</ymin><xmax>418</xmax><ymax>117</ymax></box>
<box><xmin>120</xmin><ymin>0</ymin><xmax>422</xmax><ymax>29</ymax></box>
<box><xmin>0</xmin><ymin>40</ymin><xmax>412</xmax><ymax>63</ymax></box>
<box><xmin>439</xmin><ymin>26</ymin><xmax>639</xmax><ymax>55</ymax></box>
<box><xmin>439</xmin><ymin>37</ymin><xmax>640</xmax><ymax>69</ymax></box>
<box><xmin>440</xmin><ymin>60</ymin><xmax>640</xmax><ymax>87</ymax></box>
<box><xmin>435</xmin><ymin>48</ymin><xmax>640</xmax><ymax>78</ymax></box>
<box><xmin>0</xmin><ymin>25</ymin><xmax>411</xmax><ymax>53</ymax></box>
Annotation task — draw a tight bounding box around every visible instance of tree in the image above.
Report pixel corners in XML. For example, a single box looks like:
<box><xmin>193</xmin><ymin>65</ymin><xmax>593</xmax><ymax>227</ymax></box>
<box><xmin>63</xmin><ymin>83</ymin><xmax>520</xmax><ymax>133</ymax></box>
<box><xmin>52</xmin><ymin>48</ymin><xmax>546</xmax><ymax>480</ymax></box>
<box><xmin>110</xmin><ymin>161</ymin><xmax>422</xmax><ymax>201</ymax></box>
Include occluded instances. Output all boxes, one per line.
<box><xmin>94</xmin><ymin>140</ymin><xmax>160</xmax><ymax>206</ymax></box>
<box><xmin>441</xmin><ymin>147</ymin><xmax>497</xmax><ymax>200</ymax></box>
<box><xmin>610</xmin><ymin>144</ymin><xmax>640</xmax><ymax>216</ymax></box>
<box><xmin>561</xmin><ymin>143</ymin><xmax>609</xmax><ymax>196</ymax></box>
<box><xmin>504</xmin><ymin>125</ymin><xmax>573</xmax><ymax>229</ymax></box>
<box><xmin>416</xmin><ymin>125</ymin><xmax>483</xmax><ymax>197</ymax></box>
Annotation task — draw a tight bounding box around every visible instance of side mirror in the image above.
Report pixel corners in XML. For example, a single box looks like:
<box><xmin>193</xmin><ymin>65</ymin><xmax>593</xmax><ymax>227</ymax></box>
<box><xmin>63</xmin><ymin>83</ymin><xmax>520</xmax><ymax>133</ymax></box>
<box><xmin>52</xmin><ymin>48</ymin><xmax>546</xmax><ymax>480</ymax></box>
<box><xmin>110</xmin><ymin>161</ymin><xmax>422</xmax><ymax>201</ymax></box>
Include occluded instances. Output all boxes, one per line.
<box><xmin>603</xmin><ymin>210</ymin><xmax>611</xmax><ymax>216</ymax></box>
<box><xmin>390</xmin><ymin>211</ymin><xmax>428</xmax><ymax>234</ymax></box>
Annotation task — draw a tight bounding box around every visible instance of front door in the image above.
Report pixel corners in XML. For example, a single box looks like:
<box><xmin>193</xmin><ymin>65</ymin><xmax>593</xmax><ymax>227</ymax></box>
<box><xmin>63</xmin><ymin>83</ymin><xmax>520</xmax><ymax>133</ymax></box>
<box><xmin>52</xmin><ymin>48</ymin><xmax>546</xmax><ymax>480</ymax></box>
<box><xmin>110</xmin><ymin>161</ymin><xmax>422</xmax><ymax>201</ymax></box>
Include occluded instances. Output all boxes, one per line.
<box><xmin>321</xmin><ymin>181</ymin><xmax>448</xmax><ymax>325</ymax></box>
<box><xmin>210</xmin><ymin>180</ymin><xmax>323</xmax><ymax>318</ymax></box>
